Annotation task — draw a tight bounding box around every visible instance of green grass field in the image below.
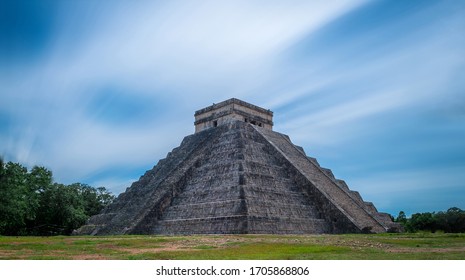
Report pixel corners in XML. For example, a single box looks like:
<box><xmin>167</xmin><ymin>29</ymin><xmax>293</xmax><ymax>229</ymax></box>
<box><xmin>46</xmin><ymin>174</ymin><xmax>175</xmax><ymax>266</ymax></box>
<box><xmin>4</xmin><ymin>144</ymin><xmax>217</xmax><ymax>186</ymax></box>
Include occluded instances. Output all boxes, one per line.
<box><xmin>1</xmin><ymin>233</ymin><xmax>464</xmax><ymax>260</ymax></box>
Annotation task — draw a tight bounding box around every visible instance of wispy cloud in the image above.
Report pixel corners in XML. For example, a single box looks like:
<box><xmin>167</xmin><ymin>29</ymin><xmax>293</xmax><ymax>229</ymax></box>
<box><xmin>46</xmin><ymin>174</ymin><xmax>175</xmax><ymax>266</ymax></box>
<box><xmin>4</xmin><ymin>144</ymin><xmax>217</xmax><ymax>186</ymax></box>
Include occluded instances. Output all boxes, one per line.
<box><xmin>1</xmin><ymin>1</ymin><xmax>464</xmax><ymax>214</ymax></box>
<box><xmin>0</xmin><ymin>0</ymin><xmax>367</xmax><ymax>188</ymax></box>
<box><xmin>271</xmin><ymin>1</ymin><xmax>465</xmax><ymax>146</ymax></box>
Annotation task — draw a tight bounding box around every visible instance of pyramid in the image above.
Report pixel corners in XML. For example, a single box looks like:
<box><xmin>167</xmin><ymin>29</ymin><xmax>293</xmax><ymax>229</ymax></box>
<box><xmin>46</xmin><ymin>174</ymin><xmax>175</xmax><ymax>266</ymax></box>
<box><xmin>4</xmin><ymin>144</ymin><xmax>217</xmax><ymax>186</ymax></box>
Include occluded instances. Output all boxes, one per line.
<box><xmin>76</xmin><ymin>98</ymin><xmax>401</xmax><ymax>235</ymax></box>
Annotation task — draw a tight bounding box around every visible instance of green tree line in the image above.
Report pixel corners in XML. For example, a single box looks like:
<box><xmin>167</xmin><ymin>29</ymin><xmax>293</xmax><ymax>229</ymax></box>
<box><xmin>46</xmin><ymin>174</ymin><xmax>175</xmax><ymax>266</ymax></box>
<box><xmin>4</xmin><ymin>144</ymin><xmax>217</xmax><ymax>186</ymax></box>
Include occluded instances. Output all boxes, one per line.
<box><xmin>0</xmin><ymin>159</ymin><xmax>115</xmax><ymax>236</ymax></box>
<box><xmin>395</xmin><ymin>207</ymin><xmax>465</xmax><ymax>233</ymax></box>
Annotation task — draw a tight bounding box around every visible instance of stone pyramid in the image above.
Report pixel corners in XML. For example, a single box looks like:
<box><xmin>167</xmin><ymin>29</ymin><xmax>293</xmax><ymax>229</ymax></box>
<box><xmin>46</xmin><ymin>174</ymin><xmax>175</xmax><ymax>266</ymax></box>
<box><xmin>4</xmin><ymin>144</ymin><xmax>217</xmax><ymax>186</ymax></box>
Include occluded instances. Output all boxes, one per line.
<box><xmin>76</xmin><ymin>98</ymin><xmax>401</xmax><ymax>235</ymax></box>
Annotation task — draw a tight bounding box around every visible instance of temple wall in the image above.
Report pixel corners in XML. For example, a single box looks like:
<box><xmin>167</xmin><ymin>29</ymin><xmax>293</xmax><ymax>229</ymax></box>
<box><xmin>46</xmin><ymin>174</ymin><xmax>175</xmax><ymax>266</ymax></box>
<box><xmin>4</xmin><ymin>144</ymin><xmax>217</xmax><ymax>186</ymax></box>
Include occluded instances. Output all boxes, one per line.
<box><xmin>194</xmin><ymin>98</ymin><xmax>273</xmax><ymax>132</ymax></box>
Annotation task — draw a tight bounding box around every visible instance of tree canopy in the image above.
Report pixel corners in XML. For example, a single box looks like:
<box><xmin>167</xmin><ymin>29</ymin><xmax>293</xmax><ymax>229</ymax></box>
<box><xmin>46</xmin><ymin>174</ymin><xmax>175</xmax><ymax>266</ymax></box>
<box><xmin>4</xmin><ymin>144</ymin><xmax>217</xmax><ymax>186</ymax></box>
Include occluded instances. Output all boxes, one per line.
<box><xmin>0</xmin><ymin>159</ymin><xmax>115</xmax><ymax>236</ymax></box>
<box><xmin>395</xmin><ymin>207</ymin><xmax>465</xmax><ymax>233</ymax></box>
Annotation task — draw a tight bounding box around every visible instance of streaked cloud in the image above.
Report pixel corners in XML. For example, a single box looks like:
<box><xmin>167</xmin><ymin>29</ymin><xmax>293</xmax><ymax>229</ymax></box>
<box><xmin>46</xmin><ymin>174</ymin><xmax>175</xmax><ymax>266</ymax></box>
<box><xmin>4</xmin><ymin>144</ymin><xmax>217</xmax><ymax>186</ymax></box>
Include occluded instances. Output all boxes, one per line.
<box><xmin>1</xmin><ymin>0</ymin><xmax>464</xmax><ymax>215</ymax></box>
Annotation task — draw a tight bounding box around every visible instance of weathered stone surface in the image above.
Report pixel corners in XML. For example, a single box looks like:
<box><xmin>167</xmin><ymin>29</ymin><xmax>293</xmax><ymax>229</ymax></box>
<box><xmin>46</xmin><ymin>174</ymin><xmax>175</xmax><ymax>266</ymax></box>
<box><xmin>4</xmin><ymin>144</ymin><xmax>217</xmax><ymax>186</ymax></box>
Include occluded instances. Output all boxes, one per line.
<box><xmin>194</xmin><ymin>98</ymin><xmax>273</xmax><ymax>132</ymax></box>
<box><xmin>75</xmin><ymin>99</ymin><xmax>401</xmax><ymax>235</ymax></box>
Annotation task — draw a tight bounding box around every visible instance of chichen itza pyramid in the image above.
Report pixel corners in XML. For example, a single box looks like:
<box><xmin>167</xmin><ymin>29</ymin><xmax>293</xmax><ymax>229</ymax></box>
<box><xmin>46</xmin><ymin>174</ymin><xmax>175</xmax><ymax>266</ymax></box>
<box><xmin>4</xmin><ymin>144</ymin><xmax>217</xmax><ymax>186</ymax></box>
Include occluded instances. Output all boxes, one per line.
<box><xmin>76</xmin><ymin>98</ymin><xmax>401</xmax><ymax>235</ymax></box>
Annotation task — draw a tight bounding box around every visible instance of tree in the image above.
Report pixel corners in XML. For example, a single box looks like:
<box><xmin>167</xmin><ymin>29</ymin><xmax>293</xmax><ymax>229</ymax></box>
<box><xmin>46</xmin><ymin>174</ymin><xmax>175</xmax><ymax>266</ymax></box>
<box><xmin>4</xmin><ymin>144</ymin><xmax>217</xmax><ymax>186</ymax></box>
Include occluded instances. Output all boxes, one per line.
<box><xmin>71</xmin><ymin>183</ymin><xmax>115</xmax><ymax>217</ymax></box>
<box><xmin>24</xmin><ymin>165</ymin><xmax>53</xmax><ymax>231</ymax></box>
<box><xmin>408</xmin><ymin>212</ymin><xmax>436</xmax><ymax>233</ymax></box>
<box><xmin>0</xmin><ymin>160</ymin><xmax>115</xmax><ymax>236</ymax></box>
<box><xmin>435</xmin><ymin>207</ymin><xmax>465</xmax><ymax>233</ymax></box>
<box><xmin>35</xmin><ymin>183</ymin><xmax>88</xmax><ymax>235</ymax></box>
<box><xmin>33</xmin><ymin>183</ymin><xmax>115</xmax><ymax>235</ymax></box>
<box><xmin>395</xmin><ymin>211</ymin><xmax>407</xmax><ymax>224</ymax></box>
<box><xmin>396</xmin><ymin>207</ymin><xmax>465</xmax><ymax>233</ymax></box>
<box><xmin>0</xmin><ymin>162</ymin><xmax>31</xmax><ymax>235</ymax></box>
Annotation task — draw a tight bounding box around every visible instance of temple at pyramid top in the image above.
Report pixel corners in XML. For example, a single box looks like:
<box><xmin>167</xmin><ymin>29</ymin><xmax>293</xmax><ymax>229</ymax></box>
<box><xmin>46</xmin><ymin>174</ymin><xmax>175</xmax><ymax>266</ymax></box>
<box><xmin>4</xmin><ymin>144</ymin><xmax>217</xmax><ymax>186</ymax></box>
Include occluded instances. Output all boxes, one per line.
<box><xmin>194</xmin><ymin>98</ymin><xmax>274</xmax><ymax>132</ymax></box>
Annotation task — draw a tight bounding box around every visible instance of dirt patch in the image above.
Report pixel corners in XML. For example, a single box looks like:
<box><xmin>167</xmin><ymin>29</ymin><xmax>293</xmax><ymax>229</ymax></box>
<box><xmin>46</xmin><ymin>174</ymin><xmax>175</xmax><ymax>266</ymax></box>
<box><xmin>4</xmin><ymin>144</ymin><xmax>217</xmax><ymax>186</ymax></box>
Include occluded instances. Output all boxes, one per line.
<box><xmin>387</xmin><ymin>246</ymin><xmax>465</xmax><ymax>253</ymax></box>
<box><xmin>0</xmin><ymin>251</ymin><xmax>17</xmax><ymax>258</ymax></box>
<box><xmin>119</xmin><ymin>247</ymin><xmax>197</xmax><ymax>254</ymax></box>
<box><xmin>106</xmin><ymin>236</ymin><xmax>250</xmax><ymax>255</ymax></box>
<box><xmin>69</xmin><ymin>254</ymin><xmax>109</xmax><ymax>260</ymax></box>
<box><xmin>0</xmin><ymin>249</ymin><xmax>35</xmax><ymax>259</ymax></box>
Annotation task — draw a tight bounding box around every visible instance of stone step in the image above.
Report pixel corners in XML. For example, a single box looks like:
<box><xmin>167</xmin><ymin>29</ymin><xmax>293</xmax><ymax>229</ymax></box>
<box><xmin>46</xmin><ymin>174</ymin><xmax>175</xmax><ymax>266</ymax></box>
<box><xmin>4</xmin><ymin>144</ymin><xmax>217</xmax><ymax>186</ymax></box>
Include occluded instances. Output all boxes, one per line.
<box><xmin>153</xmin><ymin>216</ymin><xmax>330</xmax><ymax>234</ymax></box>
<box><xmin>247</xmin><ymin>216</ymin><xmax>330</xmax><ymax>234</ymax></box>
<box><xmin>152</xmin><ymin>215</ymin><xmax>248</xmax><ymax>234</ymax></box>
<box><xmin>243</xmin><ymin>161</ymin><xmax>290</xmax><ymax>178</ymax></box>
<box><xmin>246</xmin><ymin>200</ymin><xmax>321</xmax><ymax>219</ymax></box>
<box><xmin>162</xmin><ymin>199</ymin><xmax>247</xmax><ymax>220</ymax></box>
<box><xmin>243</xmin><ymin>185</ymin><xmax>314</xmax><ymax>200</ymax></box>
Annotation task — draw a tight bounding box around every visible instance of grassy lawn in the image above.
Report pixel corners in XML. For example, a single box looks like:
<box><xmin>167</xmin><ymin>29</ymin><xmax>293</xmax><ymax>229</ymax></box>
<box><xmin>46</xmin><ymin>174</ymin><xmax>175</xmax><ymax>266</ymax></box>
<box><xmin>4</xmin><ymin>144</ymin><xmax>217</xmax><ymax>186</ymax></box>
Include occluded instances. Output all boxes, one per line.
<box><xmin>0</xmin><ymin>233</ymin><xmax>464</xmax><ymax>260</ymax></box>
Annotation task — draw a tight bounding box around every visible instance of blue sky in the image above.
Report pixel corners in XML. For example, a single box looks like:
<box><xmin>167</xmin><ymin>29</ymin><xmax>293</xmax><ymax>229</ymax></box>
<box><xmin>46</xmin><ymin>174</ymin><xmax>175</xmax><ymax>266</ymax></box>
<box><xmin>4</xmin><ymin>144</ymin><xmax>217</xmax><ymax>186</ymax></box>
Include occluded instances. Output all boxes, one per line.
<box><xmin>1</xmin><ymin>0</ymin><xmax>464</xmax><ymax>216</ymax></box>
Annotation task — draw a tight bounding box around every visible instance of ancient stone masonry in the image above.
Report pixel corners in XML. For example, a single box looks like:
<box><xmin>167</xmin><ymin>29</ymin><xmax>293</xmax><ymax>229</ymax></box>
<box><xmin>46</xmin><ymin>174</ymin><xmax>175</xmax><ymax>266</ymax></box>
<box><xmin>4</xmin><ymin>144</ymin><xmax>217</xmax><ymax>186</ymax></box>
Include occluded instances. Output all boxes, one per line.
<box><xmin>75</xmin><ymin>98</ymin><xmax>401</xmax><ymax>235</ymax></box>
<box><xmin>194</xmin><ymin>98</ymin><xmax>273</xmax><ymax>132</ymax></box>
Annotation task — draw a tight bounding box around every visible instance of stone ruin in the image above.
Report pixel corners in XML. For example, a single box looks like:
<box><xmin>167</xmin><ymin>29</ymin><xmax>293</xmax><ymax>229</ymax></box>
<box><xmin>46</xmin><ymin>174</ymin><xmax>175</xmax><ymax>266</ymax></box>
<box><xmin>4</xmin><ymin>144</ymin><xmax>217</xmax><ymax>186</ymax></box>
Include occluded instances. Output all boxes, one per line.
<box><xmin>76</xmin><ymin>98</ymin><xmax>401</xmax><ymax>235</ymax></box>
